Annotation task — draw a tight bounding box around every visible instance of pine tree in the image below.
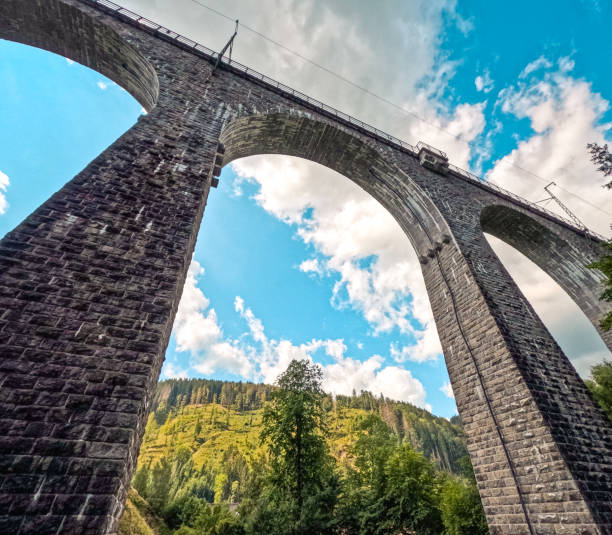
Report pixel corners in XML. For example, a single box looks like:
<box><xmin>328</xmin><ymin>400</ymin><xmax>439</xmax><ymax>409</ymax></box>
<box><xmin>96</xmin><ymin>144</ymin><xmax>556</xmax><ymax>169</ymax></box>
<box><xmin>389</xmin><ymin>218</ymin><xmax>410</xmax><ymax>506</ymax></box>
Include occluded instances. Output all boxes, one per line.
<box><xmin>587</xmin><ymin>142</ymin><xmax>612</xmax><ymax>188</ymax></box>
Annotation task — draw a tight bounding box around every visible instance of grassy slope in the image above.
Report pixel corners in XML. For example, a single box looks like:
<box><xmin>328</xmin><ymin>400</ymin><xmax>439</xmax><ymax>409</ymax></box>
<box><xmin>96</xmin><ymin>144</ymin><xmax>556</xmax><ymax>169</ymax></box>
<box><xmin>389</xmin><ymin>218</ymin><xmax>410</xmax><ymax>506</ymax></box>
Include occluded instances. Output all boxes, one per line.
<box><xmin>137</xmin><ymin>402</ymin><xmax>464</xmax><ymax>473</ymax></box>
<box><xmin>118</xmin><ymin>488</ymin><xmax>170</xmax><ymax>535</ymax></box>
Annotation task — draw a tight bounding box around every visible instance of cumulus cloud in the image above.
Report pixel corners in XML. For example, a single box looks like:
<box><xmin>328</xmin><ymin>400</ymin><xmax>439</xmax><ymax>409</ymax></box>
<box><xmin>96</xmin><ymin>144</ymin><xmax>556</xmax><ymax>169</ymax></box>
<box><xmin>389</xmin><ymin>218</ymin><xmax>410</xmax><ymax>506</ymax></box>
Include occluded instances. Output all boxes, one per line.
<box><xmin>299</xmin><ymin>258</ymin><xmax>325</xmax><ymax>277</ymax></box>
<box><xmin>232</xmin><ymin>156</ymin><xmax>442</xmax><ymax>357</ymax></box>
<box><xmin>169</xmin><ymin>263</ymin><xmax>430</xmax><ymax>407</ymax></box>
<box><xmin>172</xmin><ymin>261</ymin><xmax>253</xmax><ymax>377</ymax></box>
<box><xmin>0</xmin><ymin>170</ymin><xmax>9</xmax><ymax>214</ymax></box>
<box><xmin>490</xmin><ymin>56</ymin><xmax>611</xmax><ymax>236</ymax></box>
<box><xmin>440</xmin><ymin>381</ymin><xmax>454</xmax><ymax>399</ymax></box>
<box><xmin>162</xmin><ymin>361</ymin><xmax>188</xmax><ymax>379</ymax></box>
<box><xmin>234</xmin><ymin>296</ymin><xmax>430</xmax><ymax>408</ymax></box>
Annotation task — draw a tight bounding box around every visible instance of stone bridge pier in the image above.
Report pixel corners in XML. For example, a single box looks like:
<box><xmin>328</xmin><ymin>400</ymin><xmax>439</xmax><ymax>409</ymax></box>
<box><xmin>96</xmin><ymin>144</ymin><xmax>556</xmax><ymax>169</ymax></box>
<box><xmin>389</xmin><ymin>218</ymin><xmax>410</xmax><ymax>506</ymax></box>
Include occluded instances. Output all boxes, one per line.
<box><xmin>0</xmin><ymin>1</ymin><xmax>611</xmax><ymax>534</ymax></box>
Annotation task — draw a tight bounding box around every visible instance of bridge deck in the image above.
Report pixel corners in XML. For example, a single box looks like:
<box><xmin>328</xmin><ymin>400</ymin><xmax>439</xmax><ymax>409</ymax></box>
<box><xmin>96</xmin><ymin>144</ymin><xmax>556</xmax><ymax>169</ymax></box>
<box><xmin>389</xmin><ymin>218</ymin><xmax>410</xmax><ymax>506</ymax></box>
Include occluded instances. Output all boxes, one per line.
<box><xmin>86</xmin><ymin>0</ymin><xmax>604</xmax><ymax>242</ymax></box>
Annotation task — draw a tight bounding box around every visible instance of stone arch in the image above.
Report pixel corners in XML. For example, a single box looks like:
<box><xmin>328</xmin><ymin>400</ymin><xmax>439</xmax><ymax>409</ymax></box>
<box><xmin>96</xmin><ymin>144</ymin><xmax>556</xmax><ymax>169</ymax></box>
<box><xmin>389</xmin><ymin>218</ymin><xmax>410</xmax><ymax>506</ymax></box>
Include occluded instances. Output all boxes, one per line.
<box><xmin>0</xmin><ymin>0</ymin><xmax>159</xmax><ymax>111</ymax></box>
<box><xmin>480</xmin><ymin>203</ymin><xmax>612</xmax><ymax>350</ymax></box>
<box><xmin>220</xmin><ymin>111</ymin><xmax>452</xmax><ymax>261</ymax></box>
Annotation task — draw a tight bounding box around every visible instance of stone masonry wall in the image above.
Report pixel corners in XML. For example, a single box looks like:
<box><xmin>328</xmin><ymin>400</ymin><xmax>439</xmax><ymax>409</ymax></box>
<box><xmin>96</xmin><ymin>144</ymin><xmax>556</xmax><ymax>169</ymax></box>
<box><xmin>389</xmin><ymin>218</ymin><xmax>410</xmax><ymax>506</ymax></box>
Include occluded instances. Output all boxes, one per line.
<box><xmin>0</xmin><ymin>1</ymin><xmax>610</xmax><ymax>534</ymax></box>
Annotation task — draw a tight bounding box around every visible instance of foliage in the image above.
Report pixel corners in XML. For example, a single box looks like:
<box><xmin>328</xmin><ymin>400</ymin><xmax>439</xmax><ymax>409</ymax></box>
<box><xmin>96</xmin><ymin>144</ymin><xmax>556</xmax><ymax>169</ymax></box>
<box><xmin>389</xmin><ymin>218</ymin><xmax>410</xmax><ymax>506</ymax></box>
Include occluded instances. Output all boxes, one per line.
<box><xmin>192</xmin><ymin>504</ymin><xmax>245</xmax><ymax>535</ymax></box>
<box><xmin>123</xmin><ymin>370</ymin><xmax>489</xmax><ymax>535</ymax></box>
<box><xmin>440</xmin><ymin>477</ymin><xmax>489</xmax><ymax>535</ymax></box>
<box><xmin>585</xmin><ymin>360</ymin><xmax>612</xmax><ymax>421</ymax></box>
<box><xmin>118</xmin><ymin>488</ymin><xmax>171</xmax><ymax>535</ymax></box>
<box><xmin>251</xmin><ymin>360</ymin><xmax>338</xmax><ymax>533</ymax></box>
<box><xmin>339</xmin><ymin>416</ymin><xmax>444</xmax><ymax>535</ymax></box>
<box><xmin>587</xmin><ymin>142</ymin><xmax>612</xmax><ymax>188</ymax></box>
<box><xmin>587</xmin><ymin>240</ymin><xmax>612</xmax><ymax>331</ymax></box>
<box><xmin>145</xmin><ymin>377</ymin><xmax>467</xmax><ymax>474</ymax></box>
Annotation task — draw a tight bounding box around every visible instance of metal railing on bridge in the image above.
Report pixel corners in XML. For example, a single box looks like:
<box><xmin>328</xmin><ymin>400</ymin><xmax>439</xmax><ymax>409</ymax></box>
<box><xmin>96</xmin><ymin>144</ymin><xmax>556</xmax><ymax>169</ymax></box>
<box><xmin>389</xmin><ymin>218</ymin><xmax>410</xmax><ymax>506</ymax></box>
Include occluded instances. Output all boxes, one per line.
<box><xmin>88</xmin><ymin>0</ymin><xmax>607</xmax><ymax>242</ymax></box>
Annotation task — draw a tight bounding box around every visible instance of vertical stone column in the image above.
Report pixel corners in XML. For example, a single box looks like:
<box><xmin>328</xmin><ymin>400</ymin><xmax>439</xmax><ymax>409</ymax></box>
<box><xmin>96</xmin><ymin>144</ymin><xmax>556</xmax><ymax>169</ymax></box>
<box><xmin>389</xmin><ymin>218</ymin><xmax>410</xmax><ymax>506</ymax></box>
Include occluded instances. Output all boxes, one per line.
<box><xmin>0</xmin><ymin>100</ymin><xmax>219</xmax><ymax>534</ymax></box>
<box><xmin>421</xmin><ymin>222</ymin><xmax>612</xmax><ymax>535</ymax></box>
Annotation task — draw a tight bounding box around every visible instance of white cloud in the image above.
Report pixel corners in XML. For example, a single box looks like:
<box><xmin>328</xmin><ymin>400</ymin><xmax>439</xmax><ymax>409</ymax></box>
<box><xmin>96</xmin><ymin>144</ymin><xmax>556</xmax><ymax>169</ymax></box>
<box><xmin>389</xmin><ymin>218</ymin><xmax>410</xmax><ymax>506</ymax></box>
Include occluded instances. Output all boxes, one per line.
<box><xmin>440</xmin><ymin>381</ymin><xmax>454</xmax><ymax>399</ymax></box>
<box><xmin>299</xmin><ymin>258</ymin><xmax>325</xmax><ymax>276</ymax></box>
<box><xmin>162</xmin><ymin>361</ymin><xmax>188</xmax><ymax>379</ymax></box>
<box><xmin>519</xmin><ymin>56</ymin><xmax>553</xmax><ymax>78</ymax></box>
<box><xmin>390</xmin><ymin>321</ymin><xmax>442</xmax><ymax>363</ymax></box>
<box><xmin>324</xmin><ymin>354</ymin><xmax>430</xmax><ymax>410</ymax></box>
<box><xmin>236</xmin><ymin>298</ymin><xmax>430</xmax><ymax>408</ymax></box>
<box><xmin>97</xmin><ymin>81</ymin><xmax>108</xmax><ymax>90</ymax></box>
<box><xmin>0</xmin><ymin>170</ymin><xmax>9</xmax><ymax>214</ymax></box>
<box><xmin>491</xmin><ymin>57</ymin><xmax>611</xmax><ymax>237</ymax></box>
<box><xmin>172</xmin><ymin>271</ymin><xmax>430</xmax><ymax>407</ymax></box>
<box><xmin>65</xmin><ymin>58</ymin><xmax>75</xmax><ymax>66</ymax></box>
<box><xmin>475</xmin><ymin>71</ymin><xmax>494</xmax><ymax>93</ymax></box>
<box><xmin>173</xmin><ymin>261</ymin><xmax>253</xmax><ymax>377</ymax></box>
<box><xmin>232</xmin><ymin>156</ymin><xmax>442</xmax><ymax>351</ymax></box>
<box><xmin>558</xmin><ymin>56</ymin><xmax>575</xmax><ymax>73</ymax></box>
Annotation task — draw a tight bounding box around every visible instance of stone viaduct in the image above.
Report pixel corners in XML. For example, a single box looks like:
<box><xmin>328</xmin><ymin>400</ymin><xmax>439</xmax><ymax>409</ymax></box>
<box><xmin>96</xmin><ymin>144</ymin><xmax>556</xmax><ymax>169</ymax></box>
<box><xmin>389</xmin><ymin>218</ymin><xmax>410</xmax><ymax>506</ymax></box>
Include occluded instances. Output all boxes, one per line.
<box><xmin>0</xmin><ymin>1</ymin><xmax>611</xmax><ymax>534</ymax></box>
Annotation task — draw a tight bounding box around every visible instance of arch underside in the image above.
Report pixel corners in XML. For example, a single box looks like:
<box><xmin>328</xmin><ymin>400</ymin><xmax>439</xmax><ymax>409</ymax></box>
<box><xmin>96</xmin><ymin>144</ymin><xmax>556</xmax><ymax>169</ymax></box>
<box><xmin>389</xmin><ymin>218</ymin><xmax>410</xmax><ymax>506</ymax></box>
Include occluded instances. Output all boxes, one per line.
<box><xmin>481</xmin><ymin>204</ymin><xmax>612</xmax><ymax>350</ymax></box>
<box><xmin>0</xmin><ymin>0</ymin><xmax>159</xmax><ymax>111</ymax></box>
<box><xmin>220</xmin><ymin>111</ymin><xmax>452</xmax><ymax>259</ymax></box>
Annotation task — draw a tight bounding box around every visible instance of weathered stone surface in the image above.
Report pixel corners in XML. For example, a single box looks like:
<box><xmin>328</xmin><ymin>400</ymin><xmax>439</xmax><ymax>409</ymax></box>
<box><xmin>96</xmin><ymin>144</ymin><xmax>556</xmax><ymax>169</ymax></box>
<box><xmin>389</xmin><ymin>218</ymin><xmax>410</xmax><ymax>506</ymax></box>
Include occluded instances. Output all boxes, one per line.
<box><xmin>0</xmin><ymin>1</ymin><xmax>610</xmax><ymax>534</ymax></box>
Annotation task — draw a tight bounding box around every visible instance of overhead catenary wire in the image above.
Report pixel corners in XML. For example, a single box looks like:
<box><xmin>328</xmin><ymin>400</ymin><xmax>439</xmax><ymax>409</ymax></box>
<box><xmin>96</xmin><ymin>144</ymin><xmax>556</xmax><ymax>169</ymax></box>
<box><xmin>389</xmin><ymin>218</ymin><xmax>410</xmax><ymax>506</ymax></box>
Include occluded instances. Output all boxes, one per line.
<box><xmin>501</xmin><ymin>160</ymin><xmax>612</xmax><ymax>217</ymax></box>
<box><xmin>185</xmin><ymin>0</ymin><xmax>611</xmax><ymax>221</ymax></box>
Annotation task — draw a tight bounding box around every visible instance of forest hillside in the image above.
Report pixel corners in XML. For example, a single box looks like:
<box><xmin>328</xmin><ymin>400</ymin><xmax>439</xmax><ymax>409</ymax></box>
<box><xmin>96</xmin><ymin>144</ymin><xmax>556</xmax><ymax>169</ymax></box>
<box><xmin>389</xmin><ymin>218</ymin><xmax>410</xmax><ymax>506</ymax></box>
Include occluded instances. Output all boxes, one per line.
<box><xmin>119</xmin><ymin>375</ymin><xmax>486</xmax><ymax>535</ymax></box>
<box><xmin>139</xmin><ymin>378</ymin><xmax>467</xmax><ymax>474</ymax></box>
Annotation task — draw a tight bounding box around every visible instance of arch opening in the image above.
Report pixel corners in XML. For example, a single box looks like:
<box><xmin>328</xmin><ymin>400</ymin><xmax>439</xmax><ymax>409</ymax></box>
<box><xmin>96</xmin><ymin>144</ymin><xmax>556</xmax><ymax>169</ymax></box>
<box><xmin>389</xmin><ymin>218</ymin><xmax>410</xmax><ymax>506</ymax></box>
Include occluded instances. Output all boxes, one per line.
<box><xmin>156</xmin><ymin>150</ymin><xmax>468</xmax><ymax>471</ymax></box>
<box><xmin>0</xmin><ymin>0</ymin><xmax>159</xmax><ymax>111</ymax></box>
<box><xmin>168</xmin><ymin>126</ymin><xmax>460</xmax><ymax>416</ymax></box>
<box><xmin>0</xmin><ymin>40</ymin><xmax>144</xmax><ymax>238</ymax></box>
<box><xmin>480</xmin><ymin>204</ymin><xmax>612</xmax><ymax>377</ymax></box>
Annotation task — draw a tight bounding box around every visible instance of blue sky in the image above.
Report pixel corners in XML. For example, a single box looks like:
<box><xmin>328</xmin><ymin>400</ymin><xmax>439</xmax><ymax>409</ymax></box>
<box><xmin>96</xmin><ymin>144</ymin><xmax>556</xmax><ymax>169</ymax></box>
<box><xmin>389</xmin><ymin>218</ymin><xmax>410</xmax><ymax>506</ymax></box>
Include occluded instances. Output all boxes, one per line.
<box><xmin>1</xmin><ymin>0</ymin><xmax>611</xmax><ymax>418</ymax></box>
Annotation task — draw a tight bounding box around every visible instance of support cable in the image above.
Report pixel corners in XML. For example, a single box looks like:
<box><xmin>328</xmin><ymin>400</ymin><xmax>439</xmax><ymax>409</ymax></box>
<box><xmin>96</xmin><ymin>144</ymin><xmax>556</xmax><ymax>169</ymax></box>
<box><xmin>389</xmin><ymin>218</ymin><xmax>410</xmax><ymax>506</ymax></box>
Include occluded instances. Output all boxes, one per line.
<box><xmin>369</xmin><ymin>168</ymin><xmax>536</xmax><ymax>535</ymax></box>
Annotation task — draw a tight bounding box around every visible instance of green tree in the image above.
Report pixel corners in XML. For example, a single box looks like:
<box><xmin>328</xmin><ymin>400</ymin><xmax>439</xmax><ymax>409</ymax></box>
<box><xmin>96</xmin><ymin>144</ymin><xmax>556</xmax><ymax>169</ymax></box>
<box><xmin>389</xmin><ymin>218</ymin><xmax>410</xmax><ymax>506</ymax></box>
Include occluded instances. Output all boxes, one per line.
<box><xmin>350</xmin><ymin>413</ymin><xmax>396</xmax><ymax>489</ymax></box>
<box><xmin>132</xmin><ymin>464</ymin><xmax>150</xmax><ymax>499</ymax></box>
<box><xmin>587</xmin><ymin>142</ymin><xmax>612</xmax><ymax>188</ymax></box>
<box><xmin>587</xmin><ymin>241</ymin><xmax>612</xmax><ymax>331</ymax></box>
<box><xmin>214</xmin><ymin>473</ymin><xmax>229</xmax><ymax>504</ymax></box>
<box><xmin>366</xmin><ymin>444</ymin><xmax>443</xmax><ymax>535</ymax></box>
<box><xmin>259</xmin><ymin>359</ymin><xmax>337</xmax><ymax>533</ymax></box>
<box><xmin>149</xmin><ymin>457</ymin><xmax>172</xmax><ymax>512</ymax></box>
<box><xmin>585</xmin><ymin>360</ymin><xmax>612</xmax><ymax>421</ymax></box>
<box><xmin>440</xmin><ymin>477</ymin><xmax>489</xmax><ymax>535</ymax></box>
<box><xmin>193</xmin><ymin>504</ymin><xmax>244</xmax><ymax>535</ymax></box>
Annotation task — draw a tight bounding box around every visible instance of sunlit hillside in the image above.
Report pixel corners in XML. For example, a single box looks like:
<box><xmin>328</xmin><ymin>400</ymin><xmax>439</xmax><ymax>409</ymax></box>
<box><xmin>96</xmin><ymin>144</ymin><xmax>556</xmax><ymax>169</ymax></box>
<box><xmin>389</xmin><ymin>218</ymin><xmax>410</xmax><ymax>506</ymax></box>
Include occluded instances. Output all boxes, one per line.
<box><xmin>137</xmin><ymin>379</ymin><xmax>467</xmax><ymax>475</ymax></box>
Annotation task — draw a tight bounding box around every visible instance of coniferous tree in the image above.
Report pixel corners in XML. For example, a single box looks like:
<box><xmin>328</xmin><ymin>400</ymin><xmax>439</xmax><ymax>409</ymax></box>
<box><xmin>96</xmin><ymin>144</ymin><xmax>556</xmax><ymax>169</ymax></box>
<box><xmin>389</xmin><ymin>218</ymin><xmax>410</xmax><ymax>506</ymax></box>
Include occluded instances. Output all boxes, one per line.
<box><xmin>150</xmin><ymin>457</ymin><xmax>172</xmax><ymax>512</ymax></box>
<box><xmin>587</xmin><ymin>142</ymin><xmax>612</xmax><ymax>188</ymax></box>
<box><xmin>585</xmin><ymin>360</ymin><xmax>612</xmax><ymax>420</ymax></box>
